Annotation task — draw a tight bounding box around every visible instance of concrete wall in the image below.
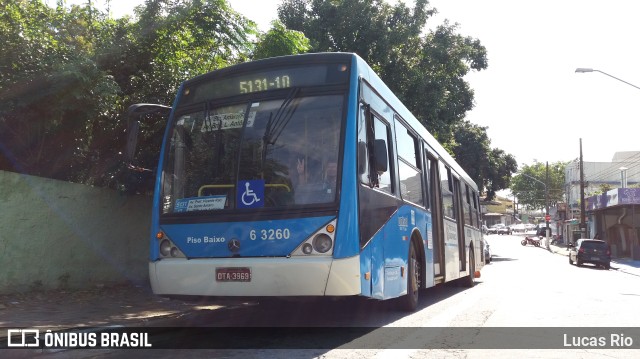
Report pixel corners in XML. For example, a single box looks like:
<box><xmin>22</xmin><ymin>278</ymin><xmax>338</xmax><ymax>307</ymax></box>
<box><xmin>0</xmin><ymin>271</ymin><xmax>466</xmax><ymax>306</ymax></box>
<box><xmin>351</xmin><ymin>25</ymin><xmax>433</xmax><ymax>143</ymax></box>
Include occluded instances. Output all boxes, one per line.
<box><xmin>0</xmin><ymin>170</ymin><xmax>152</xmax><ymax>294</ymax></box>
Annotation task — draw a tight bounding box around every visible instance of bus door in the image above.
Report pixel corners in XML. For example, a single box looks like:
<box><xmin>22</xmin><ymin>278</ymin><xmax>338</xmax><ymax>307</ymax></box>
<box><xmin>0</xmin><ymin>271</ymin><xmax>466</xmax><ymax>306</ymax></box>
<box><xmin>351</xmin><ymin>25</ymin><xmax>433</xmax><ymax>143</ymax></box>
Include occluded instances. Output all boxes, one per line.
<box><xmin>427</xmin><ymin>155</ymin><xmax>445</xmax><ymax>282</ymax></box>
<box><xmin>440</xmin><ymin>163</ymin><xmax>460</xmax><ymax>281</ymax></box>
<box><xmin>453</xmin><ymin>177</ymin><xmax>467</xmax><ymax>272</ymax></box>
<box><xmin>357</xmin><ymin>98</ymin><xmax>399</xmax><ymax>299</ymax></box>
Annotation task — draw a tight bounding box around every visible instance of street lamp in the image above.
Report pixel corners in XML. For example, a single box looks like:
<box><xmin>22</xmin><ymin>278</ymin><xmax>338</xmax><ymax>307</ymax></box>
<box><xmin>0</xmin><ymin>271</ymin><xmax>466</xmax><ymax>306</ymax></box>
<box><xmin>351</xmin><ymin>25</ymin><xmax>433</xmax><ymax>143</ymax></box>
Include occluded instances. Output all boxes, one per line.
<box><xmin>575</xmin><ymin>68</ymin><xmax>640</xmax><ymax>91</ymax></box>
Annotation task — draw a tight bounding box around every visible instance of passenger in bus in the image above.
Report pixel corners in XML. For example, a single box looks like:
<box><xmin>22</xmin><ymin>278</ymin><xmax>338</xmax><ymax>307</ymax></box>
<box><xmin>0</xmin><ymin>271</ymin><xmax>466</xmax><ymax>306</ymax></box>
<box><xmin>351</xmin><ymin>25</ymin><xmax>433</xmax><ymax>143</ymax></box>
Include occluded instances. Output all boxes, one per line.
<box><xmin>324</xmin><ymin>161</ymin><xmax>338</xmax><ymax>192</ymax></box>
<box><xmin>289</xmin><ymin>156</ymin><xmax>307</xmax><ymax>187</ymax></box>
<box><xmin>297</xmin><ymin>157</ymin><xmax>307</xmax><ymax>184</ymax></box>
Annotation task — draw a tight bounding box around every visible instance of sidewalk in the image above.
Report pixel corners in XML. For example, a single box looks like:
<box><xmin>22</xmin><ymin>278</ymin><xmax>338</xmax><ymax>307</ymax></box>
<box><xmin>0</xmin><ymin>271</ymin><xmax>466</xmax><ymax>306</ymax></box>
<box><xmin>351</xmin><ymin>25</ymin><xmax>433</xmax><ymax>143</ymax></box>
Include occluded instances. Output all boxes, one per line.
<box><xmin>0</xmin><ymin>282</ymin><xmax>230</xmax><ymax>336</ymax></box>
<box><xmin>548</xmin><ymin>242</ymin><xmax>640</xmax><ymax>277</ymax></box>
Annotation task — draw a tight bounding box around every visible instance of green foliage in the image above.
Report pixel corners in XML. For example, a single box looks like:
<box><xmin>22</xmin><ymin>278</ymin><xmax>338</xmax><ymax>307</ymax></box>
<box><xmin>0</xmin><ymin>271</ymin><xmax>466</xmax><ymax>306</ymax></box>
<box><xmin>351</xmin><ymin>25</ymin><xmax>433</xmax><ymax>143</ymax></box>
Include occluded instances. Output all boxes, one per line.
<box><xmin>450</xmin><ymin>121</ymin><xmax>490</xmax><ymax>189</ymax></box>
<box><xmin>1</xmin><ymin>1</ymin><xmax>120</xmax><ymax>181</ymax></box>
<box><xmin>598</xmin><ymin>183</ymin><xmax>613</xmax><ymax>194</ymax></box>
<box><xmin>0</xmin><ymin>0</ymin><xmax>516</xmax><ymax>199</ymax></box>
<box><xmin>253</xmin><ymin>20</ymin><xmax>311</xmax><ymax>59</ymax></box>
<box><xmin>449</xmin><ymin>121</ymin><xmax>516</xmax><ymax>200</ymax></box>
<box><xmin>277</xmin><ymin>0</ymin><xmax>486</xmax><ymax>141</ymax></box>
<box><xmin>277</xmin><ymin>0</ymin><xmax>515</xmax><ymax>197</ymax></box>
<box><xmin>0</xmin><ymin>0</ymin><xmax>256</xmax><ymax>187</ymax></box>
<box><xmin>510</xmin><ymin>161</ymin><xmax>567</xmax><ymax>210</ymax></box>
<box><xmin>484</xmin><ymin>148</ymin><xmax>518</xmax><ymax>201</ymax></box>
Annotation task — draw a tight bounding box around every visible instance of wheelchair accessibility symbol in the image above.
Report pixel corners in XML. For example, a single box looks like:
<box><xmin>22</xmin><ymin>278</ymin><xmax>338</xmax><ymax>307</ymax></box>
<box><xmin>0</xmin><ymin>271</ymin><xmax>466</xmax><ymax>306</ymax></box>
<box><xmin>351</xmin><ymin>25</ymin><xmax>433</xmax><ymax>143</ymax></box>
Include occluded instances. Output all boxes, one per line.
<box><xmin>237</xmin><ymin>180</ymin><xmax>264</xmax><ymax>208</ymax></box>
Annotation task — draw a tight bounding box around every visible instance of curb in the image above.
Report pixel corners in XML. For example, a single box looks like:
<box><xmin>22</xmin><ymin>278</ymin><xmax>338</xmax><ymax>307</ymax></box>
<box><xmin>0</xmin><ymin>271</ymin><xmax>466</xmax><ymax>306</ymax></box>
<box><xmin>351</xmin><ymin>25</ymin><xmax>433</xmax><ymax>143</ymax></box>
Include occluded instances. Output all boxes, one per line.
<box><xmin>548</xmin><ymin>244</ymin><xmax>640</xmax><ymax>276</ymax></box>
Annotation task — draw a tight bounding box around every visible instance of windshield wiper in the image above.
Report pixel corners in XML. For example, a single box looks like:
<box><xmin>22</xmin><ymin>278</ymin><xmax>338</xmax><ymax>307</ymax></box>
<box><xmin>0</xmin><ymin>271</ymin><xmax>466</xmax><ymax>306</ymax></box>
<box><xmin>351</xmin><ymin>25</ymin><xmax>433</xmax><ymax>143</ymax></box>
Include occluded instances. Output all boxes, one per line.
<box><xmin>263</xmin><ymin>87</ymin><xmax>300</xmax><ymax>146</ymax></box>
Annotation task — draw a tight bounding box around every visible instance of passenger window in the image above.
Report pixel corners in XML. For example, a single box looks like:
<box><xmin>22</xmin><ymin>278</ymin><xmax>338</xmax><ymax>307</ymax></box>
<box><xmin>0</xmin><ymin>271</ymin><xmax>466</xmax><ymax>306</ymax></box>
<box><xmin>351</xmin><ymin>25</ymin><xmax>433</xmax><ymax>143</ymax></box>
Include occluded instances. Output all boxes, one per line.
<box><xmin>357</xmin><ymin>105</ymin><xmax>371</xmax><ymax>186</ymax></box>
<box><xmin>440</xmin><ymin>163</ymin><xmax>455</xmax><ymax>219</ymax></box>
<box><xmin>463</xmin><ymin>184</ymin><xmax>472</xmax><ymax>226</ymax></box>
<box><xmin>396</xmin><ymin>122</ymin><xmax>423</xmax><ymax>206</ymax></box>
<box><xmin>373</xmin><ymin>117</ymin><xmax>393</xmax><ymax>194</ymax></box>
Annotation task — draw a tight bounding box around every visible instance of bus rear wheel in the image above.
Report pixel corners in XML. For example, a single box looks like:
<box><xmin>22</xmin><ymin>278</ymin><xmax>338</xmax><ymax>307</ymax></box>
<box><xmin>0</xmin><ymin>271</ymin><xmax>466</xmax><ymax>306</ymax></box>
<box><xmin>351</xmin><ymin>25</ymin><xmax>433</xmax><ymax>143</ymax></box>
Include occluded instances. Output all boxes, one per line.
<box><xmin>399</xmin><ymin>240</ymin><xmax>420</xmax><ymax>312</ymax></box>
<box><xmin>462</xmin><ymin>248</ymin><xmax>476</xmax><ymax>288</ymax></box>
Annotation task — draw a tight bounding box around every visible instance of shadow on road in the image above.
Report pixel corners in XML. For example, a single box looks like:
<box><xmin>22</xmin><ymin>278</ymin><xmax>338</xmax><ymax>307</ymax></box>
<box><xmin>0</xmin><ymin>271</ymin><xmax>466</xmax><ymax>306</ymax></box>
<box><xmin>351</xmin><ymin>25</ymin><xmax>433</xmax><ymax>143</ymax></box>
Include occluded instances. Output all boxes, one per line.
<box><xmin>489</xmin><ymin>255</ymin><xmax>517</xmax><ymax>262</ymax></box>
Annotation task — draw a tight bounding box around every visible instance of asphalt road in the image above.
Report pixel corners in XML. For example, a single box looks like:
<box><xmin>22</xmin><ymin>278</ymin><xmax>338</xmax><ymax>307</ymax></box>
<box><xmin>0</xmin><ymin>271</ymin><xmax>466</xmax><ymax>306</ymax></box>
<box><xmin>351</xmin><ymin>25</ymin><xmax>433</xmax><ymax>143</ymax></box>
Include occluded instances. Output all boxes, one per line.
<box><xmin>11</xmin><ymin>234</ymin><xmax>640</xmax><ymax>359</ymax></box>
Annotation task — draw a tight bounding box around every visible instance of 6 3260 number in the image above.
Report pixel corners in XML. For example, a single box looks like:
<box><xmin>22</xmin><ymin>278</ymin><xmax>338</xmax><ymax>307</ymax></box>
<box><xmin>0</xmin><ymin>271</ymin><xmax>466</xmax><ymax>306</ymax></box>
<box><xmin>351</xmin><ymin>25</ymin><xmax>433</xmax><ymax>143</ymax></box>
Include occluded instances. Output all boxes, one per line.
<box><xmin>249</xmin><ymin>228</ymin><xmax>291</xmax><ymax>240</ymax></box>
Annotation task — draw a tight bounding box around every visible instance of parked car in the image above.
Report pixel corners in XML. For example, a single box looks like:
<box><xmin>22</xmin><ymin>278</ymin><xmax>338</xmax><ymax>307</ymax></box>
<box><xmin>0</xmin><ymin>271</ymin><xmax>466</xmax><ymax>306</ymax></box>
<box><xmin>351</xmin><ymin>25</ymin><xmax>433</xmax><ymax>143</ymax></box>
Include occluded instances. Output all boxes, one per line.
<box><xmin>487</xmin><ymin>224</ymin><xmax>507</xmax><ymax>235</ymax></box>
<box><xmin>568</xmin><ymin>239</ymin><xmax>611</xmax><ymax>269</ymax></box>
<box><xmin>484</xmin><ymin>239</ymin><xmax>492</xmax><ymax>264</ymax></box>
<box><xmin>535</xmin><ymin>225</ymin><xmax>552</xmax><ymax>237</ymax></box>
<box><xmin>486</xmin><ymin>225</ymin><xmax>498</xmax><ymax>235</ymax></box>
<box><xmin>497</xmin><ymin>226</ymin><xmax>512</xmax><ymax>235</ymax></box>
<box><xmin>510</xmin><ymin>223</ymin><xmax>526</xmax><ymax>233</ymax></box>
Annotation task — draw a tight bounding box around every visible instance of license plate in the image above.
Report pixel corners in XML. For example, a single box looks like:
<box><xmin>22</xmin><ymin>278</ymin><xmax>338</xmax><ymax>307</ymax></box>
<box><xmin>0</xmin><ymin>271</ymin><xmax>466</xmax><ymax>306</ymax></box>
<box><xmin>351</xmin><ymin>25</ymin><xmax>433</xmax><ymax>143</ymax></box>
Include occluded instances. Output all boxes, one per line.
<box><xmin>591</xmin><ymin>256</ymin><xmax>600</xmax><ymax>261</ymax></box>
<box><xmin>216</xmin><ymin>267</ymin><xmax>251</xmax><ymax>282</ymax></box>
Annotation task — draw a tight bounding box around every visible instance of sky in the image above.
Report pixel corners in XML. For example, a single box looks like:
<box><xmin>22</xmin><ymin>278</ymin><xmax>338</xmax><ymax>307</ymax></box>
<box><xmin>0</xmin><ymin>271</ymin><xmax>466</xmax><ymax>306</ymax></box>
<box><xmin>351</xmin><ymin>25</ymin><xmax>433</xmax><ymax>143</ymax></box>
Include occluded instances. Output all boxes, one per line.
<box><xmin>56</xmin><ymin>0</ymin><xmax>640</xmax><ymax>166</ymax></box>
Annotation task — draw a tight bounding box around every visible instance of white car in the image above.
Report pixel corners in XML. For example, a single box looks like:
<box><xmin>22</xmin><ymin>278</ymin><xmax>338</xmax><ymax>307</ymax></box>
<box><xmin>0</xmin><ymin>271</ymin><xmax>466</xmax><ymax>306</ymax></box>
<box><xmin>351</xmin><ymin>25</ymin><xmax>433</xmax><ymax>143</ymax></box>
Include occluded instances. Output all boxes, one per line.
<box><xmin>488</xmin><ymin>224</ymin><xmax>511</xmax><ymax>235</ymax></box>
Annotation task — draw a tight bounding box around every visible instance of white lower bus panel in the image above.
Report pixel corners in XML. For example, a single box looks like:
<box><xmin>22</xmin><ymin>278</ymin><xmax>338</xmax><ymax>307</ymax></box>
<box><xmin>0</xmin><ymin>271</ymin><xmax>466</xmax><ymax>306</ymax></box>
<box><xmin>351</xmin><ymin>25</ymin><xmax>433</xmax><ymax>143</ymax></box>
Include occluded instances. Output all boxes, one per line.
<box><xmin>149</xmin><ymin>255</ymin><xmax>362</xmax><ymax>297</ymax></box>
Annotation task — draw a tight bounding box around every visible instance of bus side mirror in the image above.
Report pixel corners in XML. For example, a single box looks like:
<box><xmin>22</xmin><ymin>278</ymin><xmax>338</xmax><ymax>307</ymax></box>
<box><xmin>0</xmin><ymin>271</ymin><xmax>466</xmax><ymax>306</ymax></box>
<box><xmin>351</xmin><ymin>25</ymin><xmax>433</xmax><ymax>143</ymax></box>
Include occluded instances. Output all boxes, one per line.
<box><xmin>125</xmin><ymin>120</ymin><xmax>140</xmax><ymax>164</ymax></box>
<box><xmin>124</xmin><ymin>103</ymin><xmax>171</xmax><ymax>165</ymax></box>
<box><xmin>373</xmin><ymin>139</ymin><xmax>388</xmax><ymax>173</ymax></box>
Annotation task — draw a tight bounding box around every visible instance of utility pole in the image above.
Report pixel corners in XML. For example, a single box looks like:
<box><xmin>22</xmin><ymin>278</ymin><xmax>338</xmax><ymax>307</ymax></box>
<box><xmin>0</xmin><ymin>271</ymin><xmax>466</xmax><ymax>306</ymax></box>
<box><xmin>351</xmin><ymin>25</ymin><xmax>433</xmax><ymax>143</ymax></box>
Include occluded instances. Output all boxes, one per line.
<box><xmin>579</xmin><ymin>139</ymin><xmax>587</xmax><ymax>238</ymax></box>
<box><xmin>545</xmin><ymin>161</ymin><xmax>550</xmax><ymax>237</ymax></box>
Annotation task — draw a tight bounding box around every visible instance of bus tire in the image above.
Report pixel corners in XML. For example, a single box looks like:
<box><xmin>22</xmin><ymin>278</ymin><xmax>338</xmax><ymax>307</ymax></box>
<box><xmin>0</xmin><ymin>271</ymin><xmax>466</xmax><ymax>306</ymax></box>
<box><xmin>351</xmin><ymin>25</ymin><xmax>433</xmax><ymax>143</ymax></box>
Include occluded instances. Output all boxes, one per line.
<box><xmin>399</xmin><ymin>240</ymin><xmax>420</xmax><ymax>312</ymax></box>
<box><xmin>462</xmin><ymin>248</ymin><xmax>476</xmax><ymax>288</ymax></box>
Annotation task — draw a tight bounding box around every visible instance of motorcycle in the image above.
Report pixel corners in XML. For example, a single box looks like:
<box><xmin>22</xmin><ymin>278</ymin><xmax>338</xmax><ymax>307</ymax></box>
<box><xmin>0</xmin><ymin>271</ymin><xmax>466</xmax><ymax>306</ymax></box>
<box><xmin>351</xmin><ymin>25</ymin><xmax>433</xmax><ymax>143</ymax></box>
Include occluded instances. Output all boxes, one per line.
<box><xmin>521</xmin><ymin>236</ymin><xmax>541</xmax><ymax>247</ymax></box>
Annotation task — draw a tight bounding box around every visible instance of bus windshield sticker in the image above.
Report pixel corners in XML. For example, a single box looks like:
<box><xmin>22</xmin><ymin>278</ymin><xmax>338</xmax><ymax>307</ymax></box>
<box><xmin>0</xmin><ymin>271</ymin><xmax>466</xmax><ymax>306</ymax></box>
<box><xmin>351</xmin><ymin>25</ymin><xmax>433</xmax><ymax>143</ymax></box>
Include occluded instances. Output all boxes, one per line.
<box><xmin>237</xmin><ymin>180</ymin><xmax>265</xmax><ymax>209</ymax></box>
<box><xmin>174</xmin><ymin>196</ymin><xmax>227</xmax><ymax>212</ymax></box>
<box><xmin>201</xmin><ymin>111</ymin><xmax>256</xmax><ymax>132</ymax></box>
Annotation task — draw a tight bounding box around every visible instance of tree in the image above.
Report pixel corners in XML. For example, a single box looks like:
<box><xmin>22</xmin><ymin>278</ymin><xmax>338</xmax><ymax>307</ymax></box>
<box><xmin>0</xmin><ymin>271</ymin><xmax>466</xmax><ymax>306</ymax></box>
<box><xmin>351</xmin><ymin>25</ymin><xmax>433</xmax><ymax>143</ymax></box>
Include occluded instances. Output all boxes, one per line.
<box><xmin>0</xmin><ymin>0</ymin><xmax>258</xmax><ymax>189</ymax></box>
<box><xmin>510</xmin><ymin>161</ymin><xmax>567</xmax><ymax>210</ymax></box>
<box><xmin>253</xmin><ymin>20</ymin><xmax>311</xmax><ymax>59</ymax></box>
<box><xmin>277</xmin><ymin>0</ymin><xmax>487</xmax><ymax>141</ymax></box>
<box><xmin>276</xmin><ymin>1</ymin><xmax>517</xmax><ymax>198</ymax></box>
<box><xmin>0</xmin><ymin>1</ymin><xmax>120</xmax><ymax>181</ymax></box>
<box><xmin>597</xmin><ymin>183</ymin><xmax>613</xmax><ymax>195</ymax></box>
<box><xmin>484</xmin><ymin>149</ymin><xmax>518</xmax><ymax>201</ymax></box>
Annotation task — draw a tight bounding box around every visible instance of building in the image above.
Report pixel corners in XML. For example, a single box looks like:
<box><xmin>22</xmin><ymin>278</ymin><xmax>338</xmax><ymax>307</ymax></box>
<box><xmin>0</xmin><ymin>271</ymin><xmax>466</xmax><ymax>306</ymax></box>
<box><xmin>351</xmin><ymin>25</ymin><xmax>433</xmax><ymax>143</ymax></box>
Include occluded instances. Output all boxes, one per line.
<box><xmin>586</xmin><ymin>188</ymin><xmax>640</xmax><ymax>259</ymax></box>
<box><xmin>565</xmin><ymin>152</ymin><xmax>640</xmax><ymax>218</ymax></box>
<box><xmin>564</xmin><ymin>151</ymin><xmax>640</xmax><ymax>259</ymax></box>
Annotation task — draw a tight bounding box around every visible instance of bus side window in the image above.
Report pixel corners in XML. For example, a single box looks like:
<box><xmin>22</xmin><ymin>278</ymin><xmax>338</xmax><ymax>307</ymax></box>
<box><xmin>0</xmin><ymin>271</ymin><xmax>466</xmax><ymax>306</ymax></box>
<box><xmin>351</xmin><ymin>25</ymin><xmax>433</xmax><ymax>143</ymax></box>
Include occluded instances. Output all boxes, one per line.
<box><xmin>357</xmin><ymin>103</ymin><xmax>393</xmax><ymax>193</ymax></box>
<box><xmin>372</xmin><ymin>117</ymin><xmax>393</xmax><ymax>194</ymax></box>
<box><xmin>357</xmin><ymin>104</ymin><xmax>371</xmax><ymax>185</ymax></box>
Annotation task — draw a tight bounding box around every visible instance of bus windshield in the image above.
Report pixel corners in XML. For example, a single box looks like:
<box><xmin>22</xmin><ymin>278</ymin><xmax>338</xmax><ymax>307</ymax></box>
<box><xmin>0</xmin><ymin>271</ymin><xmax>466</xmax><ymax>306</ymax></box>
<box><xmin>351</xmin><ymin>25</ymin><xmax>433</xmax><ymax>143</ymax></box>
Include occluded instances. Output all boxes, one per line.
<box><xmin>161</xmin><ymin>93</ymin><xmax>344</xmax><ymax>214</ymax></box>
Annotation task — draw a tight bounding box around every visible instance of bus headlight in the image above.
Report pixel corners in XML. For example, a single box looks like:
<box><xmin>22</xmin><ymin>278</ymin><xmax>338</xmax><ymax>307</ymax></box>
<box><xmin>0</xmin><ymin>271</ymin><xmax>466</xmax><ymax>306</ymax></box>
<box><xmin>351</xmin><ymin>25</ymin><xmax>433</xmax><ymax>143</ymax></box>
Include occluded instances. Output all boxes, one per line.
<box><xmin>302</xmin><ymin>243</ymin><xmax>313</xmax><ymax>255</ymax></box>
<box><xmin>312</xmin><ymin>234</ymin><xmax>333</xmax><ymax>253</ymax></box>
<box><xmin>156</xmin><ymin>231</ymin><xmax>186</xmax><ymax>258</ymax></box>
<box><xmin>290</xmin><ymin>218</ymin><xmax>337</xmax><ymax>256</ymax></box>
<box><xmin>160</xmin><ymin>240</ymin><xmax>172</xmax><ymax>256</ymax></box>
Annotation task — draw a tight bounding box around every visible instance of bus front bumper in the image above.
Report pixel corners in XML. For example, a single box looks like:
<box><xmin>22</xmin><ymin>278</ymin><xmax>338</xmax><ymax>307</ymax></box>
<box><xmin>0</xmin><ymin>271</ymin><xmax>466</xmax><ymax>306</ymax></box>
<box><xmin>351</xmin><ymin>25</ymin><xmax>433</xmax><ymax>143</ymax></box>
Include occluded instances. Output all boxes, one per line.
<box><xmin>149</xmin><ymin>255</ymin><xmax>362</xmax><ymax>297</ymax></box>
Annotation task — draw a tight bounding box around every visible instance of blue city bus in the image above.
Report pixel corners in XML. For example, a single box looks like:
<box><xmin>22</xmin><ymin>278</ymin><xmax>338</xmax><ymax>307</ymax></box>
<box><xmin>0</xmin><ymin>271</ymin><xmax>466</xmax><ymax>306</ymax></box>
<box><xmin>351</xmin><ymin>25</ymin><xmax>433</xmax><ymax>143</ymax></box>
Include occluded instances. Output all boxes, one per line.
<box><xmin>126</xmin><ymin>52</ymin><xmax>484</xmax><ymax>311</ymax></box>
